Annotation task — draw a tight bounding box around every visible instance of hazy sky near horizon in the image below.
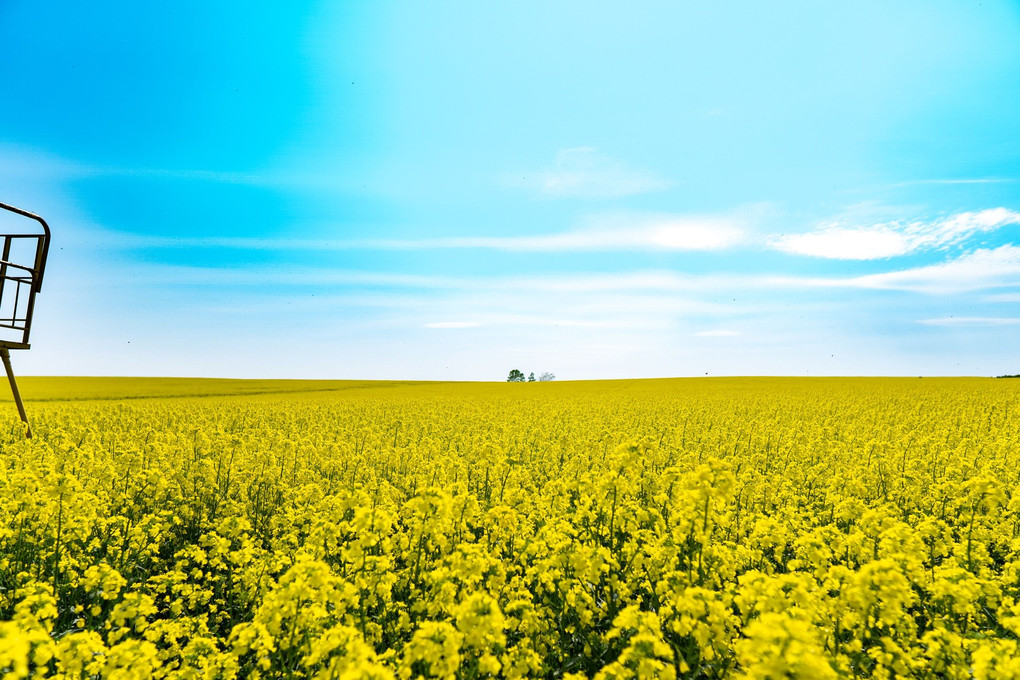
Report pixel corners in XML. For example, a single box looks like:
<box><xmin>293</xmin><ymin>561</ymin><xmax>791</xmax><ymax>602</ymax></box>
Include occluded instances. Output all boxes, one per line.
<box><xmin>2</xmin><ymin>1</ymin><xmax>1020</xmax><ymax>379</ymax></box>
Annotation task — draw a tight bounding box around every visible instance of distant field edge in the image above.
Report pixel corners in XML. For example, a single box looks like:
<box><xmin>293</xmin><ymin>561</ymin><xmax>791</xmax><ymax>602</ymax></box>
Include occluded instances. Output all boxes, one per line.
<box><xmin>0</xmin><ymin>375</ymin><xmax>1005</xmax><ymax>403</ymax></box>
<box><xmin>5</xmin><ymin>377</ymin><xmax>464</xmax><ymax>402</ymax></box>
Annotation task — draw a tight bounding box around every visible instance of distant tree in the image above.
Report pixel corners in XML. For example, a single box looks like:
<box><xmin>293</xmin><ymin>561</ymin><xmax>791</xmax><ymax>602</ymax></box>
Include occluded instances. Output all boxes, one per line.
<box><xmin>528</xmin><ymin>372</ymin><xmax>536</xmax><ymax>382</ymax></box>
<box><xmin>507</xmin><ymin>369</ymin><xmax>526</xmax><ymax>382</ymax></box>
<box><xmin>538</xmin><ymin>372</ymin><xmax>556</xmax><ymax>382</ymax></box>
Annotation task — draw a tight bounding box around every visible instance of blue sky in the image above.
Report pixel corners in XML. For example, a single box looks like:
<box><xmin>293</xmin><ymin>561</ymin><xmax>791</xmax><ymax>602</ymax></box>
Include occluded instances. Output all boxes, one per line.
<box><xmin>2</xmin><ymin>1</ymin><xmax>1019</xmax><ymax>379</ymax></box>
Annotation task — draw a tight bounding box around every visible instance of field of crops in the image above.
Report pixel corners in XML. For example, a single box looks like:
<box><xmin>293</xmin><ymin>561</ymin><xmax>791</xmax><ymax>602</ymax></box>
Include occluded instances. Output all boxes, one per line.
<box><xmin>1</xmin><ymin>377</ymin><xmax>1019</xmax><ymax>679</ymax></box>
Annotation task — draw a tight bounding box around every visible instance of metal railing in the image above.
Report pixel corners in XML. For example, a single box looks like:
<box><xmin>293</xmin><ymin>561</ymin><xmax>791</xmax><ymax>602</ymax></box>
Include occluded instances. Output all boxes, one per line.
<box><xmin>0</xmin><ymin>201</ymin><xmax>50</xmax><ymax>437</ymax></box>
<box><xmin>0</xmin><ymin>238</ymin><xmax>47</xmax><ymax>347</ymax></box>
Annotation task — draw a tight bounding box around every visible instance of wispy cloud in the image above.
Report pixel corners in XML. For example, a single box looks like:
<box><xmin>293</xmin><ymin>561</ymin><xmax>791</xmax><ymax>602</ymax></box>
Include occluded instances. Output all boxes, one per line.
<box><xmin>0</xmin><ymin>143</ymin><xmax>267</xmax><ymax>185</ymax></box>
<box><xmin>695</xmin><ymin>330</ymin><xmax>741</xmax><ymax>337</ymax></box>
<box><xmin>895</xmin><ymin>178</ymin><xmax>1020</xmax><ymax>186</ymax></box>
<box><xmin>777</xmin><ymin>245</ymin><xmax>1020</xmax><ymax>294</ymax></box>
<box><xmin>68</xmin><ymin>226</ymin><xmax>1020</xmax><ymax>300</ymax></box>
<box><xmin>984</xmin><ymin>292</ymin><xmax>1020</xmax><ymax>303</ymax></box>
<box><xmin>424</xmin><ymin>321</ymin><xmax>480</xmax><ymax>329</ymax></box>
<box><xmin>919</xmin><ymin>317</ymin><xmax>1020</xmax><ymax>327</ymax></box>
<box><xmin>770</xmin><ymin>208</ymin><xmax>1020</xmax><ymax>260</ymax></box>
<box><xmin>512</xmin><ymin>147</ymin><xmax>671</xmax><ymax>199</ymax></box>
<box><xmin>107</xmin><ymin>264</ymin><xmax>726</xmax><ymax>293</ymax></box>
<box><xmin>87</xmin><ymin>212</ymin><xmax>746</xmax><ymax>253</ymax></box>
<box><xmin>0</xmin><ymin>143</ymin><xmax>378</xmax><ymax>195</ymax></box>
<box><xmin>844</xmin><ymin>245</ymin><xmax>1020</xmax><ymax>293</ymax></box>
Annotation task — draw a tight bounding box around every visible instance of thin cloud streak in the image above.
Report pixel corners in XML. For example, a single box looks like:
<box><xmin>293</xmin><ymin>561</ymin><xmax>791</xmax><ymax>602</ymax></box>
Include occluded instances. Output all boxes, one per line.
<box><xmin>110</xmin><ymin>265</ymin><xmax>757</xmax><ymax>293</ymax></box>
<box><xmin>512</xmin><ymin>147</ymin><xmax>672</xmax><ymax>199</ymax></box>
<box><xmin>838</xmin><ymin>245</ymin><xmax>1020</xmax><ymax>294</ymax></box>
<box><xmin>918</xmin><ymin>317</ymin><xmax>1020</xmax><ymax>327</ymax></box>
<box><xmin>80</xmin><ymin>216</ymin><xmax>746</xmax><ymax>253</ymax></box>
<box><xmin>96</xmin><ymin>245</ymin><xmax>1020</xmax><ymax>297</ymax></box>
<box><xmin>695</xmin><ymin>330</ymin><xmax>741</xmax><ymax>337</ymax></box>
<box><xmin>984</xmin><ymin>293</ymin><xmax>1020</xmax><ymax>303</ymax></box>
<box><xmin>895</xmin><ymin>178</ymin><xmax>1020</xmax><ymax>186</ymax></box>
<box><xmin>424</xmin><ymin>321</ymin><xmax>480</xmax><ymax>329</ymax></box>
<box><xmin>0</xmin><ymin>143</ymin><xmax>375</xmax><ymax>193</ymax></box>
<box><xmin>0</xmin><ymin>143</ymin><xmax>268</xmax><ymax>185</ymax></box>
<box><xmin>770</xmin><ymin>208</ymin><xmax>1020</xmax><ymax>260</ymax></box>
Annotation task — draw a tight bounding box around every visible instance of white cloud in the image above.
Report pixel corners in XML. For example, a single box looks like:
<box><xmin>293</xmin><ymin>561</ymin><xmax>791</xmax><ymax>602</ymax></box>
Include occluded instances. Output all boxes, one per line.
<box><xmin>842</xmin><ymin>245</ymin><xmax>1020</xmax><ymax>294</ymax></box>
<box><xmin>771</xmin><ymin>208</ymin><xmax>1020</xmax><ymax>260</ymax></box>
<box><xmin>921</xmin><ymin>208</ymin><xmax>1020</xmax><ymax>245</ymax></box>
<box><xmin>515</xmin><ymin>147</ymin><xmax>671</xmax><ymax>198</ymax></box>
<box><xmin>983</xmin><ymin>292</ymin><xmax>1020</xmax><ymax>303</ymax></box>
<box><xmin>424</xmin><ymin>321</ymin><xmax>480</xmax><ymax>329</ymax></box>
<box><xmin>767</xmin><ymin>245</ymin><xmax>1020</xmax><ymax>295</ymax></box>
<box><xmin>84</xmin><ymin>245</ymin><xmax>1020</xmax><ymax>298</ymax></box>
<box><xmin>87</xmin><ymin>212</ymin><xmax>746</xmax><ymax>253</ymax></box>
<box><xmin>918</xmin><ymin>317</ymin><xmax>1020</xmax><ymax>327</ymax></box>
<box><xmin>465</xmin><ymin>214</ymin><xmax>742</xmax><ymax>252</ymax></box>
<box><xmin>108</xmin><ymin>264</ymin><xmax>738</xmax><ymax>298</ymax></box>
<box><xmin>695</xmin><ymin>330</ymin><xmax>741</xmax><ymax>337</ymax></box>
<box><xmin>772</xmin><ymin>226</ymin><xmax>911</xmax><ymax>259</ymax></box>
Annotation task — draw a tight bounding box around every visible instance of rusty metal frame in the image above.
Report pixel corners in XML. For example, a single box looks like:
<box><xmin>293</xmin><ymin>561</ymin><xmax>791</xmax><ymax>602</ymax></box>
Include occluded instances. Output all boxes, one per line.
<box><xmin>0</xmin><ymin>201</ymin><xmax>51</xmax><ymax>438</ymax></box>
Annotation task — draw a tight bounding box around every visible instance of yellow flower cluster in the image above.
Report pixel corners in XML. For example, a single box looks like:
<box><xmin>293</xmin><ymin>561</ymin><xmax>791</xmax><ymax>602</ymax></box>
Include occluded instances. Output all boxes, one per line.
<box><xmin>1</xmin><ymin>376</ymin><xmax>1019</xmax><ymax>678</ymax></box>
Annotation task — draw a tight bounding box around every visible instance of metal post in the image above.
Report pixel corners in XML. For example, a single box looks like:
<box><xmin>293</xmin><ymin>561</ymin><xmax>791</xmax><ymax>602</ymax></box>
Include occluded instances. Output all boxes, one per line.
<box><xmin>0</xmin><ymin>348</ymin><xmax>31</xmax><ymax>438</ymax></box>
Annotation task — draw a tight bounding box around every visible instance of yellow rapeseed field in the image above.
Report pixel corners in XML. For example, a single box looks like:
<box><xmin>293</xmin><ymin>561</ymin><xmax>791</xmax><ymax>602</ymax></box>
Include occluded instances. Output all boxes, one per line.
<box><xmin>1</xmin><ymin>377</ymin><xmax>1019</xmax><ymax>679</ymax></box>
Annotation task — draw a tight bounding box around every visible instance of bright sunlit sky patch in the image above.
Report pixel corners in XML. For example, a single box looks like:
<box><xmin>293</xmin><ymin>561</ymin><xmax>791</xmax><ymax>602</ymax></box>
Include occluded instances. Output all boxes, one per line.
<box><xmin>2</xmin><ymin>1</ymin><xmax>1019</xmax><ymax>379</ymax></box>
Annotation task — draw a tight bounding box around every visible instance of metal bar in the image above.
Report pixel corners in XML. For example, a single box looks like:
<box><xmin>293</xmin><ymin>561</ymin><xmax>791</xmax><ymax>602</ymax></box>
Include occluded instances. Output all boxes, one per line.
<box><xmin>0</xmin><ymin>348</ymin><xmax>31</xmax><ymax>438</ymax></box>
<box><xmin>20</xmin><ymin>282</ymin><xmax>36</xmax><ymax>345</ymax></box>
<box><xmin>11</xmin><ymin>280</ymin><xmax>25</xmax><ymax>344</ymax></box>
<box><xmin>0</xmin><ymin>237</ymin><xmax>10</xmax><ymax>310</ymax></box>
<box><xmin>0</xmin><ymin>260</ymin><xmax>37</xmax><ymax>273</ymax></box>
<box><xmin>0</xmin><ymin>202</ymin><xmax>50</xmax><ymax>292</ymax></box>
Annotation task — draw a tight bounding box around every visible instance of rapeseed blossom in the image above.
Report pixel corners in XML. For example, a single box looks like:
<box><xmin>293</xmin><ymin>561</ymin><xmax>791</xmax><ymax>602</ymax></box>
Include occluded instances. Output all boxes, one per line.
<box><xmin>0</xmin><ymin>377</ymin><xmax>1018</xmax><ymax>677</ymax></box>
